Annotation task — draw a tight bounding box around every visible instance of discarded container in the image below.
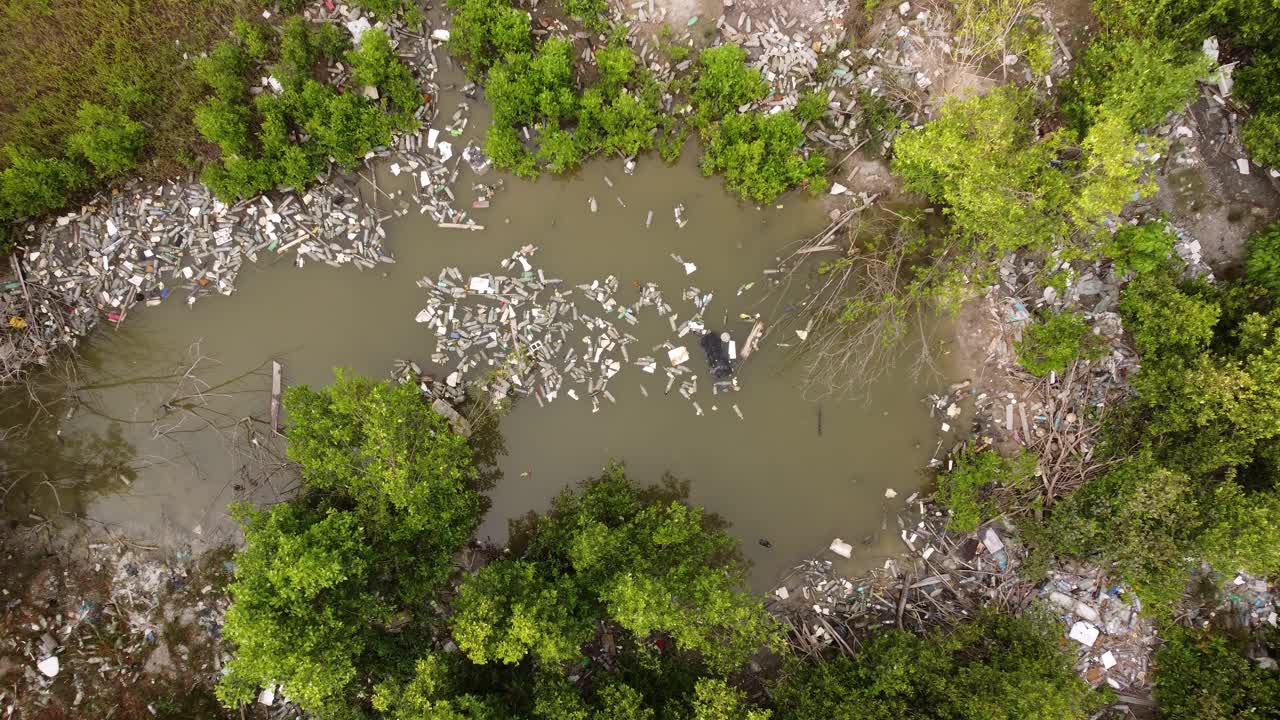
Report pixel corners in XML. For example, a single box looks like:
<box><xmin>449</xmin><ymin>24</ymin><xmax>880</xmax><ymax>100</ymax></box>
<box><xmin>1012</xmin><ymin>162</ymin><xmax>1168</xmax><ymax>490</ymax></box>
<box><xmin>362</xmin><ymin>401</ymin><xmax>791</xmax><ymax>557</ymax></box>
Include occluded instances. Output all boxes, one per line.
<box><xmin>699</xmin><ymin>331</ymin><xmax>734</xmax><ymax>379</ymax></box>
<box><xmin>37</xmin><ymin>656</ymin><xmax>59</xmax><ymax>678</ymax></box>
<box><xmin>668</xmin><ymin>346</ymin><xmax>689</xmax><ymax>365</ymax></box>
<box><xmin>829</xmin><ymin>538</ymin><xmax>854</xmax><ymax>558</ymax></box>
<box><xmin>1069</xmin><ymin>621</ymin><xmax>1100</xmax><ymax>647</ymax></box>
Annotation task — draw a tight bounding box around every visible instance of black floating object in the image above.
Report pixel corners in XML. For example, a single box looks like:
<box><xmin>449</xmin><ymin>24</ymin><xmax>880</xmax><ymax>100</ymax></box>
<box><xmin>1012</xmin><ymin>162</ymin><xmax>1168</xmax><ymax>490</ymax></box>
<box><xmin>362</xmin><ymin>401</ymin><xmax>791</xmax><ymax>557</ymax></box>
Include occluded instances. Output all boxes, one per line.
<box><xmin>700</xmin><ymin>331</ymin><xmax>735</xmax><ymax>380</ymax></box>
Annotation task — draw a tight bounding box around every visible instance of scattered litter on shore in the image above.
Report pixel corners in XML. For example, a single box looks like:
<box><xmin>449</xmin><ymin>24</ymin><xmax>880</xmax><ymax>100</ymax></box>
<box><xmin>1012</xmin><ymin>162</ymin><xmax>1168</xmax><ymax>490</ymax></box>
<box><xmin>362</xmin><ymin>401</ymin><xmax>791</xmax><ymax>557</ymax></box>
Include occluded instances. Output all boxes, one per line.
<box><xmin>768</xmin><ymin>494</ymin><xmax>1161</xmax><ymax>704</ymax></box>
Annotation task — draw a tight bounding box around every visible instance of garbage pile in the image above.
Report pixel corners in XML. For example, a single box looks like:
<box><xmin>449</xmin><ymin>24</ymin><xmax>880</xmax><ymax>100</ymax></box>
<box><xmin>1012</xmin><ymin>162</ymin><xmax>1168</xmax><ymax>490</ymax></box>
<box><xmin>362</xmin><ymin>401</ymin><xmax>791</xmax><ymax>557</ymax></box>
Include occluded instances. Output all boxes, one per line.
<box><xmin>1043</xmin><ymin>562</ymin><xmax>1158</xmax><ymax>694</ymax></box>
<box><xmin>0</xmin><ymin>542</ymin><xmax>230</xmax><ymax>715</ymax></box>
<box><xmin>0</xmin><ymin>1</ymin><xmax>497</xmax><ymax>384</ymax></box>
<box><xmin>411</xmin><ymin>245</ymin><xmax>753</xmax><ymax>415</ymax></box>
<box><xmin>0</xmin><ymin>179</ymin><xmax>391</xmax><ymax>380</ymax></box>
<box><xmin>769</xmin><ymin>494</ymin><xmax>1161</xmax><ymax>704</ymax></box>
<box><xmin>768</xmin><ymin>495</ymin><xmax>1029</xmax><ymax>651</ymax></box>
<box><xmin>1196</xmin><ymin>568</ymin><xmax>1279</xmax><ymax>636</ymax></box>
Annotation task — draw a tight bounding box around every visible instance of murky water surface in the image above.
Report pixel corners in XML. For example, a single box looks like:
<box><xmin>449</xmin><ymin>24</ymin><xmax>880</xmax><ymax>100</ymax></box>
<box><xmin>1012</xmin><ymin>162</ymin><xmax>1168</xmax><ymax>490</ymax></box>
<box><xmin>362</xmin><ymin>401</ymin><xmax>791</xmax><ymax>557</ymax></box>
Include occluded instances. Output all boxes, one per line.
<box><xmin>1</xmin><ymin>150</ymin><xmax>957</xmax><ymax>588</ymax></box>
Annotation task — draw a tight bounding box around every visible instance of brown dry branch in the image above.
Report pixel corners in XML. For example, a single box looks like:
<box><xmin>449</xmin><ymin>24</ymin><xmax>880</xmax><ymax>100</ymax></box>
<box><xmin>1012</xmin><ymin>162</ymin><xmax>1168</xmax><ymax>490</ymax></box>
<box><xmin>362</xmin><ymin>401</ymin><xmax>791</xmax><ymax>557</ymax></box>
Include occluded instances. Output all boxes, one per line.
<box><xmin>772</xmin><ymin>204</ymin><xmax>963</xmax><ymax>398</ymax></box>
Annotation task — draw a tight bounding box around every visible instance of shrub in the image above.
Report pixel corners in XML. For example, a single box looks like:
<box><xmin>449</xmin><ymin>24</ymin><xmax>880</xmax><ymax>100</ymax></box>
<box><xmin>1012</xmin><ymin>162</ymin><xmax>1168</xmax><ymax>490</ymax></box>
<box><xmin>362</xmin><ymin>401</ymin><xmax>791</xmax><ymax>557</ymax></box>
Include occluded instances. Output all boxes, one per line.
<box><xmin>562</xmin><ymin>0</ymin><xmax>608</xmax><ymax>29</ymax></box>
<box><xmin>193</xmin><ymin>97</ymin><xmax>254</xmax><ymax>157</ymax></box>
<box><xmin>1246</xmin><ymin>222</ymin><xmax>1280</xmax><ymax>295</ymax></box>
<box><xmin>699</xmin><ymin>110</ymin><xmax>828</xmax><ymax>203</ymax></box>
<box><xmin>1036</xmin><ymin>271</ymin><xmax>1280</xmax><ymax>611</ymax></box>
<box><xmin>1061</xmin><ymin>36</ymin><xmax>1207</xmax><ymax>134</ymax></box>
<box><xmin>1104</xmin><ymin>221</ymin><xmax>1177</xmax><ymax>276</ymax></box>
<box><xmin>1241</xmin><ymin>109</ymin><xmax>1280</xmax><ymax>169</ymax></box>
<box><xmin>232</xmin><ymin>16</ymin><xmax>273</xmax><ymax>61</ymax></box>
<box><xmin>1153</xmin><ymin>625</ymin><xmax>1280</xmax><ymax>720</ymax></box>
<box><xmin>936</xmin><ymin>449</ymin><xmax>1038</xmax><ymax>532</ymax></box>
<box><xmin>66</xmin><ymin>103</ymin><xmax>146</xmax><ymax>178</ymax></box>
<box><xmin>200</xmin><ymin>155</ymin><xmax>275</xmax><ymax>200</ymax></box>
<box><xmin>794</xmin><ymin>90</ymin><xmax>828</xmax><ymax>123</ymax></box>
<box><xmin>347</xmin><ymin>28</ymin><xmax>423</xmax><ymax>113</ymax></box>
<box><xmin>772</xmin><ymin>609</ymin><xmax>1104</xmax><ymax>720</ymax></box>
<box><xmin>353</xmin><ymin>0</ymin><xmax>409</xmax><ymax>18</ymax></box>
<box><xmin>451</xmin><ymin>465</ymin><xmax>782</xmax><ymax>674</ymax></box>
<box><xmin>1016</xmin><ymin>310</ymin><xmax>1106</xmax><ymax>377</ymax></box>
<box><xmin>195</xmin><ymin>42</ymin><xmax>251</xmax><ymax>101</ymax></box>
<box><xmin>447</xmin><ymin>0</ymin><xmax>533</xmax><ymax>78</ymax></box>
<box><xmin>216</xmin><ymin>504</ymin><xmax>377</xmax><ymax>713</ymax></box>
<box><xmin>892</xmin><ymin>86</ymin><xmax>1151</xmax><ymax>269</ymax></box>
<box><xmin>217</xmin><ymin>371</ymin><xmax>485</xmax><ymax>715</ymax></box>
<box><xmin>275</xmin><ymin>16</ymin><xmax>322</xmax><ymax>92</ymax></box>
<box><xmin>0</xmin><ymin>147</ymin><xmax>90</xmax><ymax>223</ymax></box>
<box><xmin>484</xmin><ymin>124</ymin><xmax>538</xmax><ymax>177</ymax></box>
<box><xmin>691</xmin><ymin>44</ymin><xmax>768</xmax><ymax>125</ymax></box>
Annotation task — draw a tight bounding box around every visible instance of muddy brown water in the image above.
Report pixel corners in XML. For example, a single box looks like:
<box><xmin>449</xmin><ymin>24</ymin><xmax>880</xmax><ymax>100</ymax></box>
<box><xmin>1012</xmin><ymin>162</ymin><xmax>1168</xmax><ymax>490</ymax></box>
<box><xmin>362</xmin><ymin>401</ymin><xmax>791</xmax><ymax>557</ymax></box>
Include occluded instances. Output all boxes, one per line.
<box><xmin>0</xmin><ymin>150</ymin><xmax>958</xmax><ymax>589</ymax></box>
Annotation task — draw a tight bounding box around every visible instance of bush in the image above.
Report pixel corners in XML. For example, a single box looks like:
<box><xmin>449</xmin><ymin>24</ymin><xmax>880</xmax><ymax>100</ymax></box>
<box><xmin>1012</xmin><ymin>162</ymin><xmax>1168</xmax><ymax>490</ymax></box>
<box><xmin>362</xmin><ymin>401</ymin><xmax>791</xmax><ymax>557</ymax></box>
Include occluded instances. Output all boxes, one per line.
<box><xmin>1246</xmin><ymin>222</ymin><xmax>1280</xmax><ymax>295</ymax></box>
<box><xmin>794</xmin><ymin>90</ymin><xmax>828</xmax><ymax>123</ymax></box>
<box><xmin>232</xmin><ymin>16</ymin><xmax>273</xmax><ymax>61</ymax></box>
<box><xmin>450</xmin><ymin>465</ymin><xmax>782</xmax><ymax>674</ymax></box>
<box><xmin>484</xmin><ymin>124</ymin><xmax>538</xmax><ymax>177</ymax></box>
<box><xmin>372</xmin><ymin>468</ymin><xmax>781</xmax><ymax>720</ymax></box>
<box><xmin>936</xmin><ymin>449</ymin><xmax>1038</xmax><ymax>532</ymax></box>
<box><xmin>217</xmin><ymin>371</ymin><xmax>485</xmax><ymax>715</ymax></box>
<box><xmin>1016</xmin><ymin>310</ymin><xmax>1106</xmax><ymax>377</ymax></box>
<box><xmin>1153</xmin><ymin>625</ymin><xmax>1280</xmax><ymax>719</ymax></box>
<box><xmin>892</xmin><ymin>86</ymin><xmax>1152</xmax><ymax>279</ymax></box>
<box><xmin>692</xmin><ymin>44</ymin><xmax>768</xmax><ymax>125</ymax></box>
<box><xmin>194</xmin><ymin>18</ymin><xmax>417</xmax><ymax>202</ymax></box>
<box><xmin>216</xmin><ymin>504</ymin><xmax>377</xmax><ymax>713</ymax></box>
<box><xmin>0</xmin><ymin>147</ymin><xmax>90</xmax><ymax>223</ymax></box>
<box><xmin>353</xmin><ymin>0</ymin><xmax>409</xmax><ymax>18</ymax></box>
<box><xmin>699</xmin><ymin>110</ymin><xmax>828</xmax><ymax>202</ymax></box>
<box><xmin>1105</xmin><ymin>222</ymin><xmax>1177</xmax><ymax>275</ymax></box>
<box><xmin>193</xmin><ymin>97</ymin><xmax>254</xmax><ymax>157</ymax></box>
<box><xmin>1035</xmin><ymin>271</ymin><xmax>1280</xmax><ymax>610</ymax></box>
<box><xmin>772</xmin><ymin>610</ymin><xmax>1104</xmax><ymax>720</ymax></box>
<box><xmin>66</xmin><ymin>102</ymin><xmax>146</xmax><ymax>178</ymax></box>
<box><xmin>1241</xmin><ymin>109</ymin><xmax>1280</xmax><ymax>169</ymax></box>
<box><xmin>1061</xmin><ymin>36</ymin><xmax>1207</xmax><ymax>134</ymax></box>
<box><xmin>347</xmin><ymin>28</ymin><xmax>423</xmax><ymax>114</ymax></box>
<box><xmin>562</xmin><ymin>0</ymin><xmax>608</xmax><ymax>29</ymax></box>
<box><xmin>195</xmin><ymin>42</ymin><xmax>251</xmax><ymax>101</ymax></box>
<box><xmin>447</xmin><ymin>0</ymin><xmax>533</xmax><ymax>78</ymax></box>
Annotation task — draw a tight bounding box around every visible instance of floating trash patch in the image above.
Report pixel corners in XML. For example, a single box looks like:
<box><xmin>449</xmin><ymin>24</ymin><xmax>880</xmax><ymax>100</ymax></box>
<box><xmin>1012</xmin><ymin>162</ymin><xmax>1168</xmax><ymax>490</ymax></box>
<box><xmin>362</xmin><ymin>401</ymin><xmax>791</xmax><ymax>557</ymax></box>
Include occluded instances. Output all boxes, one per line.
<box><xmin>404</xmin><ymin>246</ymin><xmax>764</xmax><ymax>418</ymax></box>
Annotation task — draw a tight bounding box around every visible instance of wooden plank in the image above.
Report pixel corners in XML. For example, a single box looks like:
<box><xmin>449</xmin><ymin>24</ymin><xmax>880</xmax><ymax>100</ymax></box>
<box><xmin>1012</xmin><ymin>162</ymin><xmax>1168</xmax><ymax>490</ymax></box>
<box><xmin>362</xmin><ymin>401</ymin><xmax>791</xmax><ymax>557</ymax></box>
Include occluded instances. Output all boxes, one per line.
<box><xmin>271</xmin><ymin>361</ymin><xmax>283</xmax><ymax>434</ymax></box>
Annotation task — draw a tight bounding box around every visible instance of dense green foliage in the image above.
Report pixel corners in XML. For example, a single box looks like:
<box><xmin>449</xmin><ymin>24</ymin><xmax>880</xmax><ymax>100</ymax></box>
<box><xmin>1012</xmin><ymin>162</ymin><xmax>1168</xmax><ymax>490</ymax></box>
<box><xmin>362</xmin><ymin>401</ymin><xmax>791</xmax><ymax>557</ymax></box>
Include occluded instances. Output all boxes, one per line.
<box><xmin>561</xmin><ymin>0</ymin><xmax>608</xmax><ymax>30</ymax></box>
<box><xmin>371</xmin><ymin>467</ymin><xmax>783</xmax><ymax>719</ymax></box>
<box><xmin>1061</xmin><ymin>36</ymin><xmax>1207</xmax><ymax>135</ymax></box>
<box><xmin>1035</xmin><ymin>271</ymin><xmax>1280</xmax><ymax>609</ymax></box>
<box><xmin>692</xmin><ymin>45</ymin><xmax>827</xmax><ymax>202</ymax></box>
<box><xmin>195</xmin><ymin>22</ymin><xmax>421</xmax><ymax>201</ymax></box>
<box><xmin>447</xmin><ymin>0</ymin><xmax>533</xmax><ymax>79</ymax></box>
<box><xmin>66</xmin><ymin>102</ymin><xmax>147</xmax><ymax>178</ymax></box>
<box><xmin>453</xmin><ymin>466</ymin><xmax>781</xmax><ymax>673</ymax></box>
<box><xmin>699</xmin><ymin>110</ymin><xmax>828</xmax><ymax>202</ymax></box>
<box><xmin>891</xmin><ymin>86</ymin><xmax>1152</xmax><ymax>297</ymax></box>
<box><xmin>217</xmin><ymin>372</ymin><xmax>485</xmax><ymax>716</ymax></box>
<box><xmin>773</xmin><ymin>610</ymin><xmax>1103</xmax><ymax>720</ymax></box>
<box><xmin>0</xmin><ymin>0</ymin><xmax>270</xmax><ymax>230</ymax></box>
<box><xmin>1017</xmin><ymin>310</ymin><xmax>1106</xmax><ymax>377</ymax></box>
<box><xmin>690</xmin><ymin>45</ymin><xmax>768</xmax><ymax>126</ymax></box>
<box><xmin>936</xmin><ymin>449</ymin><xmax>1038</xmax><ymax>532</ymax></box>
<box><xmin>1246</xmin><ymin>222</ymin><xmax>1280</xmax><ymax>296</ymax></box>
<box><xmin>446</xmin><ymin>2</ymin><xmax>828</xmax><ymax>201</ymax></box>
<box><xmin>1090</xmin><ymin>0</ymin><xmax>1280</xmax><ymax>167</ymax></box>
<box><xmin>1104</xmin><ymin>222</ymin><xmax>1178</xmax><ymax>276</ymax></box>
<box><xmin>1153</xmin><ymin>625</ymin><xmax>1280</xmax><ymax>719</ymax></box>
